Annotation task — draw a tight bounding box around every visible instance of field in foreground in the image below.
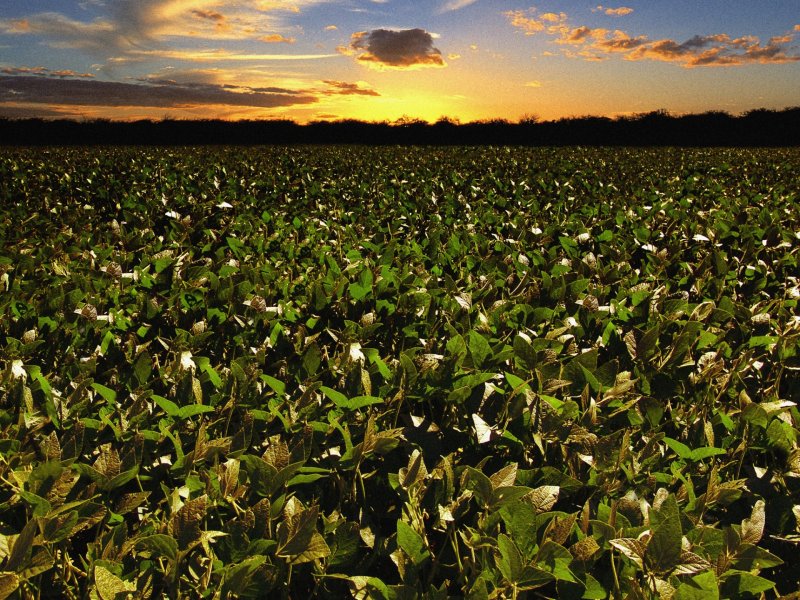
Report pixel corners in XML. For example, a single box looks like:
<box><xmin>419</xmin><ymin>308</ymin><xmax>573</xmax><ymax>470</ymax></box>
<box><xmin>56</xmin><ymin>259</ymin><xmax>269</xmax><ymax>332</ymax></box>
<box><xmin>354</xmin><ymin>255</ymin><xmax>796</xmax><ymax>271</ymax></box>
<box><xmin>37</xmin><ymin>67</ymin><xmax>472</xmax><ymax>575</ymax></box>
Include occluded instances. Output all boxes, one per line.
<box><xmin>1</xmin><ymin>146</ymin><xmax>799</xmax><ymax>599</ymax></box>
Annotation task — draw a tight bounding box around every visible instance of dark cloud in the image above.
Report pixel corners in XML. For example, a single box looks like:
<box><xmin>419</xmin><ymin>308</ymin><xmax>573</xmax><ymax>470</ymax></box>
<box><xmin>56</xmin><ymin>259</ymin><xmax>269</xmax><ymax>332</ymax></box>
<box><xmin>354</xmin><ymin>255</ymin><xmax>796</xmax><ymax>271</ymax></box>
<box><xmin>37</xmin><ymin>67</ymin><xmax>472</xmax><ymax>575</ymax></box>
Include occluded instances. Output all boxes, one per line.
<box><xmin>1</xmin><ymin>66</ymin><xmax>95</xmax><ymax>78</ymax></box>
<box><xmin>321</xmin><ymin>80</ymin><xmax>379</xmax><ymax>96</ymax></box>
<box><xmin>343</xmin><ymin>28</ymin><xmax>446</xmax><ymax>69</ymax></box>
<box><xmin>190</xmin><ymin>10</ymin><xmax>225</xmax><ymax>23</ymax></box>
<box><xmin>0</xmin><ymin>105</ymin><xmax>79</xmax><ymax>119</ymax></box>
<box><xmin>628</xmin><ymin>33</ymin><xmax>800</xmax><ymax>66</ymax></box>
<box><xmin>0</xmin><ymin>75</ymin><xmax>318</xmax><ymax>109</ymax></box>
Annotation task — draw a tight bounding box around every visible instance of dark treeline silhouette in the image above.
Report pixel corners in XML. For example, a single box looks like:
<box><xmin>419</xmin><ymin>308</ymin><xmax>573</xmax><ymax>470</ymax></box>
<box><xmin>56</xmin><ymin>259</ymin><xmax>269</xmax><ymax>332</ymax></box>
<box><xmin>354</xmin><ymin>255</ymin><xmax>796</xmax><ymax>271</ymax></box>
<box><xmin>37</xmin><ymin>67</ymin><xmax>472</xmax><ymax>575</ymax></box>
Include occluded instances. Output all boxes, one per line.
<box><xmin>1</xmin><ymin>107</ymin><xmax>798</xmax><ymax>146</ymax></box>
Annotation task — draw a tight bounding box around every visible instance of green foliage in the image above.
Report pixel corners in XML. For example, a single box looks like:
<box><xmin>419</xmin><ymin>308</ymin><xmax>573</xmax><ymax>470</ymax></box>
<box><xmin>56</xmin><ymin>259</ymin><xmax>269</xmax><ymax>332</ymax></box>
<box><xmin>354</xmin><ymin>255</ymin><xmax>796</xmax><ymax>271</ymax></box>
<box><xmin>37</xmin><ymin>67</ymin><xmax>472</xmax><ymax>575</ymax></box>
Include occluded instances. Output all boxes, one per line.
<box><xmin>0</xmin><ymin>146</ymin><xmax>798</xmax><ymax>598</ymax></box>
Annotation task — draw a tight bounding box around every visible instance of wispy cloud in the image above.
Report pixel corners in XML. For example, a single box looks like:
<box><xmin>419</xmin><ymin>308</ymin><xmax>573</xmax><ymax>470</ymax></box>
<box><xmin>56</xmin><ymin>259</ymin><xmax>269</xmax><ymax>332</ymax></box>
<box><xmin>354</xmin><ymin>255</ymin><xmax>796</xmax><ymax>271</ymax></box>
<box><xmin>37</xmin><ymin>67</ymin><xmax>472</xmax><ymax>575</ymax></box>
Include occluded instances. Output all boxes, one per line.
<box><xmin>593</xmin><ymin>6</ymin><xmax>633</xmax><ymax>17</ymax></box>
<box><xmin>506</xmin><ymin>9</ymin><xmax>800</xmax><ymax>67</ymax></box>
<box><xmin>123</xmin><ymin>48</ymin><xmax>338</xmax><ymax>62</ymax></box>
<box><xmin>440</xmin><ymin>0</ymin><xmax>479</xmax><ymax>12</ymax></box>
<box><xmin>340</xmin><ymin>29</ymin><xmax>446</xmax><ymax>70</ymax></box>
<box><xmin>0</xmin><ymin>0</ymin><xmax>334</xmax><ymax>56</ymax></box>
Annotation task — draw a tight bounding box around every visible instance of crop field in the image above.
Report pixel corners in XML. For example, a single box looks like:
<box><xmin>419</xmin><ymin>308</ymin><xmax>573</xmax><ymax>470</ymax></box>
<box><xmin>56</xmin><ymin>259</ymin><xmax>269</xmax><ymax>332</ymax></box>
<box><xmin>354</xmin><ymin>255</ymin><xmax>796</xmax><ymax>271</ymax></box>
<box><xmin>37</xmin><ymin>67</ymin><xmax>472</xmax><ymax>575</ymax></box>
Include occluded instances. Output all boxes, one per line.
<box><xmin>1</xmin><ymin>145</ymin><xmax>799</xmax><ymax>599</ymax></box>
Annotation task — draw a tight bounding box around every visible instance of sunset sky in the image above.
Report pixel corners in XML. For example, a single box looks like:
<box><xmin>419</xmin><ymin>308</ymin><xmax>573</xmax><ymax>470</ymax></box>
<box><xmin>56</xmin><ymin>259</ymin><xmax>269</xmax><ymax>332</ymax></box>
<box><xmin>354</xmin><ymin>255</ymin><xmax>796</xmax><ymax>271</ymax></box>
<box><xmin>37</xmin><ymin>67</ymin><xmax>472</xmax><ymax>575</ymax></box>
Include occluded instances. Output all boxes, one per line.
<box><xmin>1</xmin><ymin>1</ymin><xmax>798</xmax><ymax>122</ymax></box>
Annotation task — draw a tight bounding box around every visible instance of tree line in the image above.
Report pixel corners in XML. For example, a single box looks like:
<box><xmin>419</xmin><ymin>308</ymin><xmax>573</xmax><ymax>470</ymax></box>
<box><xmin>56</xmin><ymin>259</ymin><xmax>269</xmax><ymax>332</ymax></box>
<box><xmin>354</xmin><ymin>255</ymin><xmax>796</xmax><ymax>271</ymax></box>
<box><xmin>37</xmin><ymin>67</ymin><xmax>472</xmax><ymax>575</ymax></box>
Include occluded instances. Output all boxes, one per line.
<box><xmin>1</xmin><ymin>107</ymin><xmax>798</xmax><ymax>146</ymax></box>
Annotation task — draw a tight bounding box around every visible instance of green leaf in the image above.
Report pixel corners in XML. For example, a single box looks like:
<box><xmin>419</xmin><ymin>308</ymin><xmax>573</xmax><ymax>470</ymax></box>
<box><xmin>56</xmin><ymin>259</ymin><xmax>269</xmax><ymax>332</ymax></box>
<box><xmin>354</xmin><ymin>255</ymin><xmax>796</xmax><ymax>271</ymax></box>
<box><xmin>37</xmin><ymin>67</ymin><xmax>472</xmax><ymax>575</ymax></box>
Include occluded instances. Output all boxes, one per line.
<box><xmin>645</xmin><ymin>494</ymin><xmax>683</xmax><ymax>574</ymax></box>
<box><xmin>91</xmin><ymin>382</ymin><xmax>117</xmax><ymax>404</ymax></box>
<box><xmin>261</xmin><ymin>374</ymin><xmax>286</xmax><ymax>396</ymax></box>
<box><xmin>328</xmin><ymin>522</ymin><xmax>361</xmax><ymax>570</ymax></box>
<box><xmin>664</xmin><ymin>438</ymin><xmax>725</xmax><ymax>462</ymax></box>
<box><xmin>348</xmin><ymin>576</ymin><xmax>390</xmax><ymax>600</ymax></box>
<box><xmin>733</xmin><ymin>544</ymin><xmax>783</xmax><ymax>570</ymax></box>
<box><xmin>496</xmin><ymin>533</ymin><xmax>524</xmax><ymax>583</ymax></box>
<box><xmin>221</xmin><ymin>556</ymin><xmax>267</xmax><ymax>597</ymax></box>
<box><xmin>748</xmin><ymin>335</ymin><xmax>779</xmax><ymax>349</ymax></box>
<box><xmin>136</xmin><ymin>534</ymin><xmax>179</xmax><ymax>560</ymax></box>
<box><xmin>720</xmin><ymin>571</ymin><xmax>775</xmax><ymax>597</ymax></box>
<box><xmin>397</xmin><ymin>520</ymin><xmax>429</xmax><ymax>565</ymax></box>
<box><xmin>152</xmin><ymin>394</ymin><xmax>181</xmax><ymax>417</ymax></box>
<box><xmin>321</xmin><ymin>387</ymin><xmax>382</xmax><ymax>410</ymax></box>
<box><xmin>289</xmin><ymin>531</ymin><xmax>331</xmax><ymax>564</ymax></box>
<box><xmin>320</xmin><ymin>386</ymin><xmax>348</xmax><ymax>405</ymax></box>
<box><xmin>468</xmin><ymin>330</ymin><xmax>492</xmax><ymax>369</ymax></box>
<box><xmin>6</xmin><ymin>518</ymin><xmax>38</xmax><ymax>572</ymax></box>
<box><xmin>462</xmin><ymin>467</ymin><xmax>493</xmax><ymax>507</ymax></box>
<box><xmin>277</xmin><ymin>499</ymin><xmax>319</xmax><ymax>558</ymax></box>
<box><xmin>42</xmin><ymin>511</ymin><xmax>78</xmax><ymax>543</ymax></box>
<box><xmin>689</xmin><ymin>446</ymin><xmax>726</xmax><ymax>461</ymax></box>
<box><xmin>581</xmin><ymin>573</ymin><xmax>607</xmax><ymax>599</ymax></box>
<box><xmin>133</xmin><ymin>352</ymin><xmax>152</xmax><ymax>386</ymax></box>
<box><xmin>177</xmin><ymin>404</ymin><xmax>214</xmax><ymax>419</ymax></box>
<box><xmin>663</xmin><ymin>437</ymin><xmax>693</xmax><ymax>460</ymax></box>
<box><xmin>675</xmin><ymin>570</ymin><xmax>718</xmax><ymax>600</ymax></box>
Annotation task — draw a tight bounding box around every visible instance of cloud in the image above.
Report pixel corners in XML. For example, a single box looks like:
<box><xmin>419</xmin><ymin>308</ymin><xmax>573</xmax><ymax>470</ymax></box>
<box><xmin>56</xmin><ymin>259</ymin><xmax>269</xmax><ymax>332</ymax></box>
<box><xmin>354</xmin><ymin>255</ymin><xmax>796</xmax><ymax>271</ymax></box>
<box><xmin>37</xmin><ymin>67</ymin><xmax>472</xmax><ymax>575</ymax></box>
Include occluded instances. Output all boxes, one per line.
<box><xmin>321</xmin><ymin>80</ymin><xmax>379</xmax><ymax>96</ymax></box>
<box><xmin>0</xmin><ymin>0</ymin><xmax>336</xmax><ymax>56</ymax></box>
<box><xmin>440</xmin><ymin>0</ymin><xmax>479</xmax><ymax>12</ymax></box>
<box><xmin>524</xmin><ymin>80</ymin><xmax>542</xmax><ymax>87</ymax></box>
<box><xmin>503</xmin><ymin>10</ymin><xmax>568</xmax><ymax>35</ymax></box>
<box><xmin>594</xmin><ymin>6</ymin><xmax>633</xmax><ymax>16</ymax></box>
<box><xmin>122</xmin><ymin>48</ymin><xmax>337</xmax><ymax>62</ymax></box>
<box><xmin>259</xmin><ymin>34</ymin><xmax>296</xmax><ymax>43</ymax></box>
<box><xmin>325</xmin><ymin>25</ymin><xmax>338</xmax><ymax>31</ymax></box>
<box><xmin>1</xmin><ymin>66</ymin><xmax>96</xmax><ymax>78</ymax></box>
<box><xmin>341</xmin><ymin>28</ymin><xmax>446</xmax><ymax>69</ymax></box>
<box><xmin>0</xmin><ymin>13</ymin><xmax>124</xmax><ymax>53</ymax></box>
<box><xmin>190</xmin><ymin>9</ymin><xmax>225</xmax><ymax>22</ymax></box>
<box><xmin>506</xmin><ymin>9</ymin><xmax>800</xmax><ymax>67</ymax></box>
<box><xmin>0</xmin><ymin>74</ymin><xmax>319</xmax><ymax>109</ymax></box>
<box><xmin>0</xmin><ymin>104</ymin><xmax>81</xmax><ymax>119</ymax></box>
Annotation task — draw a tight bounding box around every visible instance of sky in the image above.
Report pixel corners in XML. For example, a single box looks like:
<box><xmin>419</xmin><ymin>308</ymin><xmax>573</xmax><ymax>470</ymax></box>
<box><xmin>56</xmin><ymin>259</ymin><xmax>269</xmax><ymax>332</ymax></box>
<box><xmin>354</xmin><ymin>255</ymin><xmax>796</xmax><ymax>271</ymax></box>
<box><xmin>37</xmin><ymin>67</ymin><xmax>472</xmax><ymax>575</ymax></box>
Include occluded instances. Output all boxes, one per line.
<box><xmin>0</xmin><ymin>0</ymin><xmax>798</xmax><ymax>123</ymax></box>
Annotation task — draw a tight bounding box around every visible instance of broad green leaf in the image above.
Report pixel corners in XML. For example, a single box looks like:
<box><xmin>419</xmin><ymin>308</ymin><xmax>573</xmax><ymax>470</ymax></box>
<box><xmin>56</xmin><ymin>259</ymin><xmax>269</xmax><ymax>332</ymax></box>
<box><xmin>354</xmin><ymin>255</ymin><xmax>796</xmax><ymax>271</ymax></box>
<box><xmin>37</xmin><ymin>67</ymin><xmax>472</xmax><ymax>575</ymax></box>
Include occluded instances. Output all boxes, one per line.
<box><xmin>221</xmin><ymin>556</ymin><xmax>267</xmax><ymax>597</ymax></box>
<box><xmin>136</xmin><ymin>534</ymin><xmax>179</xmax><ymax>560</ymax></box>
<box><xmin>733</xmin><ymin>544</ymin><xmax>783</xmax><ymax>570</ymax></box>
<box><xmin>462</xmin><ymin>467</ymin><xmax>493</xmax><ymax>507</ymax></box>
<box><xmin>6</xmin><ymin>518</ymin><xmax>37</xmax><ymax>572</ymax></box>
<box><xmin>496</xmin><ymin>533</ymin><xmax>524</xmax><ymax>583</ymax></box>
<box><xmin>277</xmin><ymin>499</ymin><xmax>319</xmax><ymax>558</ymax></box>
<box><xmin>720</xmin><ymin>571</ymin><xmax>775</xmax><ymax>596</ymax></box>
<box><xmin>397</xmin><ymin>520</ymin><xmax>429</xmax><ymax>566</ymax></box>
<box><xmin>674</xmin><ymin>570</ymin><xmax>719</xmax><ymax>600</ymax></box>
<box><xmin>289</xmin><ymin>531</ymin><xmax>330</xmax><ymax>564</ymax></box>
<box><xmin>645</xmin><ymin>494</ymin><xmax>682</xmax><ymax>574</ymax></box>
<box><xmin>468</xmin><ymin>330</ymin><xmax>492</xmax><ymax>369</ymax></box>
